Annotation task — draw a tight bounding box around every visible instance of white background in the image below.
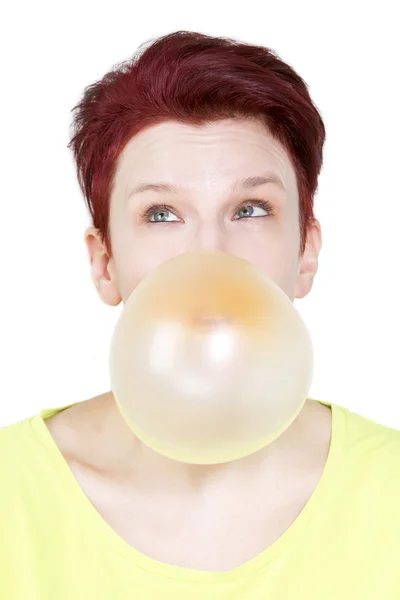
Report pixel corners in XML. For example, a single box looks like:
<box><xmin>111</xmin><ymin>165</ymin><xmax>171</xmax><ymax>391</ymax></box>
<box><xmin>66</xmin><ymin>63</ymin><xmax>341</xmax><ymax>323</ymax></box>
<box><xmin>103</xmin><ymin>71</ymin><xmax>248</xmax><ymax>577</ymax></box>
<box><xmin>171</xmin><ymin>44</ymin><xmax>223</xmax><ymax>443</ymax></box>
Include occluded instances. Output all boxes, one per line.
<box><xmin>1</xmin><ymin>1</ymin><xmax>399</xmax><ymax>428</ymax></box>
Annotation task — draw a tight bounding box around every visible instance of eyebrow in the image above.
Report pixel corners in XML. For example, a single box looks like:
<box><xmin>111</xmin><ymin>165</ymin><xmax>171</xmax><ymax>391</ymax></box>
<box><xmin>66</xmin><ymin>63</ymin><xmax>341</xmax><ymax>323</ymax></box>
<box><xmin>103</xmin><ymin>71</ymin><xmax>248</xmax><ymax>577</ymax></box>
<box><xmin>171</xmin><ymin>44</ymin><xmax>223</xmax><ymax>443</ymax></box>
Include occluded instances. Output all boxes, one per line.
<box><xmin>127</xmin><ymin>174</ymin><xmax>286</xmax><ymax>199</ymax></box>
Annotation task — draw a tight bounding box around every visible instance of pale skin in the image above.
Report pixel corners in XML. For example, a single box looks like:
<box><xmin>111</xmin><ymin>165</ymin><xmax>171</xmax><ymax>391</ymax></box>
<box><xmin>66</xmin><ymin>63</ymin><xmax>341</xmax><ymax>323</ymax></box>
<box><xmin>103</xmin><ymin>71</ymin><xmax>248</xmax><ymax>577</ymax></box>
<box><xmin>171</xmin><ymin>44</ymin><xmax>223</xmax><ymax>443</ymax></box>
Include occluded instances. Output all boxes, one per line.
<box><xmin>46</xmin><ymin>117</ymin><xmax>332</xmax><ymax>571</ymax></box>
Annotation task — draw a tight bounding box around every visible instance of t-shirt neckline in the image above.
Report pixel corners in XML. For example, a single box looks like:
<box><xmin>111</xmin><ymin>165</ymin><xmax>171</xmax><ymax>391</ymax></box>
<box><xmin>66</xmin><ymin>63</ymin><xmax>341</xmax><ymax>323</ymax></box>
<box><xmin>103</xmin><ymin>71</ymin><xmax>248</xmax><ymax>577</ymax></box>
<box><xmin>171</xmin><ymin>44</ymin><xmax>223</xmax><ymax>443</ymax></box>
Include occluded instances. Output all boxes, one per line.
<box><xmin>31</xmin><ymin>398</ymin><xmax>344</xmax><ymax>584</ymax></box>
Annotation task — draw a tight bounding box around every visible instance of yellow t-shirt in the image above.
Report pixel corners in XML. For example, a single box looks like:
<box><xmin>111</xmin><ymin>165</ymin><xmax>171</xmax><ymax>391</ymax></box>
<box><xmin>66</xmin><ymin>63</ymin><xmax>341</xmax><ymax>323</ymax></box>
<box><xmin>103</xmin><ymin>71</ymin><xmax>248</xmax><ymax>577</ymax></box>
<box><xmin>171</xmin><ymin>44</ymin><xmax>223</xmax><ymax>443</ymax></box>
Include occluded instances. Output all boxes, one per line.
<box><xmin>1</xmin><ymin>398</ymin><xmax>400</xmax><ymax>599</ymax></box>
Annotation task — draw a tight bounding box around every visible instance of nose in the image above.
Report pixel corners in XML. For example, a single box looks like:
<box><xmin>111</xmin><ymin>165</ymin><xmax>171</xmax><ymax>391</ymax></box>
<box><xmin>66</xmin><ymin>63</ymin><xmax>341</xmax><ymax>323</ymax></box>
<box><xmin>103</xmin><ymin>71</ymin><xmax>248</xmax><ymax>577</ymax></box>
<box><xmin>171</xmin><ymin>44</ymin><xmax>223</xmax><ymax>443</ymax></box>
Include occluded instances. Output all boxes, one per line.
<box><xmin>187</xmin><ymin>222</ymin><xmax>228</xmax><ymax>254</ymax></box>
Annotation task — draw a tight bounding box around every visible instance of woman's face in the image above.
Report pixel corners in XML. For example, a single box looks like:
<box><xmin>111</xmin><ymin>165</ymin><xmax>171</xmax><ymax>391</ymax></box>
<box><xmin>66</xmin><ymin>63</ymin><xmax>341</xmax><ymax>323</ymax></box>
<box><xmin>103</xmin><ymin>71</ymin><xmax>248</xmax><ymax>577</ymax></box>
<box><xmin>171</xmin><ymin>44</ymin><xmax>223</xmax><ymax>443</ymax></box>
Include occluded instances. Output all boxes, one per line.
<box><xmin>86</xmin><ymin>118</ymin><xmax>321</xmax><ymax>305</ymax></box>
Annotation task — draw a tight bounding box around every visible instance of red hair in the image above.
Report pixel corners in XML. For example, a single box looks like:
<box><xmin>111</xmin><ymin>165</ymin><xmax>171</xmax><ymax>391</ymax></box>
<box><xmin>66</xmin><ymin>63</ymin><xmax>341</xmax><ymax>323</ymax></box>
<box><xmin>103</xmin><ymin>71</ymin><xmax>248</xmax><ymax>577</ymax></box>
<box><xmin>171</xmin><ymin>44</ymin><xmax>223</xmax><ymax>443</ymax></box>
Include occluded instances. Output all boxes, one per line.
<box><xmin>68</xmin><ymin>31</ymin><xmax>326</xmax><ymax>255</ymax></box>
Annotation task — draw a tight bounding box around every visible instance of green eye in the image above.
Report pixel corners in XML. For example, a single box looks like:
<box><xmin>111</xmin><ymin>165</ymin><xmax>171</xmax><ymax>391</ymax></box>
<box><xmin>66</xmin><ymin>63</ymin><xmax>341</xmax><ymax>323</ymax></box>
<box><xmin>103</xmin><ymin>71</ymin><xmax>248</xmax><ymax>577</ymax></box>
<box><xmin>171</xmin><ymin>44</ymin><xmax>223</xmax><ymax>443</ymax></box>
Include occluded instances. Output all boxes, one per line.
<box><xmin>152</xmin><ymin>210</ymin><xmax>170</xmax><ymax>222</ymax></box>
<box><xmin>145</xmin><ymin>206</ymin><xmax>180</xmax><ymax>223</ymax></box>
<box><xmin>237</xmin><ymin>206</ymin><xmax>255</xmax><ymax>218</ymax></box>
<box><xmin>235</xmin><ymin>200</ymin><xmax>274</xmax><ymax>219</ymax></box>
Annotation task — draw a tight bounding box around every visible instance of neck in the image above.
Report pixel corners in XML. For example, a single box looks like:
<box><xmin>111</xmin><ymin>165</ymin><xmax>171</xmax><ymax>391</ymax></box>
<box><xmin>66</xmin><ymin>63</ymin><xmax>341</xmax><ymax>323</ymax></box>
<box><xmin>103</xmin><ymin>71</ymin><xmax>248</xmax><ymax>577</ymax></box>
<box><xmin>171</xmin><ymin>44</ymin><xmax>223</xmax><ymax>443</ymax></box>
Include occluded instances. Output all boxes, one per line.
<box><xmin>101</xmin><ymin>392</ymin><xmax>320</xmax><ymax>495</ymax></box>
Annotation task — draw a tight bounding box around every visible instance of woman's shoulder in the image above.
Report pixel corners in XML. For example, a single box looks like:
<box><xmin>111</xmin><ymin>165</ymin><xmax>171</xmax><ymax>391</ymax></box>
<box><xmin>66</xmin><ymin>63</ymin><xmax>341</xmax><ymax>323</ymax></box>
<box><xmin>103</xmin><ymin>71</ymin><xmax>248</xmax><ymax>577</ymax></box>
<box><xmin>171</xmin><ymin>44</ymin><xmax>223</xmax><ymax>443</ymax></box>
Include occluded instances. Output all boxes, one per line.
<box><xmin>0</xmin><ymin>393</ymin><xmax>114</xmax><ymax>487</ymax></box>
<box><xmin>0</xmin><ymin>400</ymin><xmax>89</xmax><ymax>481</ymax></box>
<box><xmin>337</xmin><ymin>402</ymin><xmax>400</xmax><ymax>449</ymax></box>
<box><xmin>0</xmin><ymin>415</ymin><xmax>46</xmax><ymax>509</ymax></box>
<box><xmin>0</xmin><ymin>415</ymin><xmax>37</xmax><ymax>458</ymax></box>
<box><xmin>329</xmin><ymin>401</ymin><xmax>400</xmax><ymax>502</ymax></box>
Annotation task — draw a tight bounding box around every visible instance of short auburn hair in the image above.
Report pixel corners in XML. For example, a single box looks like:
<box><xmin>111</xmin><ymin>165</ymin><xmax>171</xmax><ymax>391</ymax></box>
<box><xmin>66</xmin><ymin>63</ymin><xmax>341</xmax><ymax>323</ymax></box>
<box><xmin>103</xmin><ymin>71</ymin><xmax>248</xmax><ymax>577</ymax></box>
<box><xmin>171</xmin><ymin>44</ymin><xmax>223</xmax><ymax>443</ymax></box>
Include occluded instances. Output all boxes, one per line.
<box><xmin>68</xmin><ymin>30</ymin><xmax>326</xmax><ymax>255</ymax></box>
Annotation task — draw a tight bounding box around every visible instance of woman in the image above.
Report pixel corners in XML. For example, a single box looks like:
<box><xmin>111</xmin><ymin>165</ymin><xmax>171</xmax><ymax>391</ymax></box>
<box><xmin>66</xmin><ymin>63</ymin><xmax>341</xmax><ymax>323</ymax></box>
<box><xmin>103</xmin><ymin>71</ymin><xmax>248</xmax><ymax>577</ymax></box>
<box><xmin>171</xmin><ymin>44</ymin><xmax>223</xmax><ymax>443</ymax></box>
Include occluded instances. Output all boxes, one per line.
<box><xmin>1</xmin><ymin>30</ymin><xmax>399</xmax><ymax>599</ymax></box>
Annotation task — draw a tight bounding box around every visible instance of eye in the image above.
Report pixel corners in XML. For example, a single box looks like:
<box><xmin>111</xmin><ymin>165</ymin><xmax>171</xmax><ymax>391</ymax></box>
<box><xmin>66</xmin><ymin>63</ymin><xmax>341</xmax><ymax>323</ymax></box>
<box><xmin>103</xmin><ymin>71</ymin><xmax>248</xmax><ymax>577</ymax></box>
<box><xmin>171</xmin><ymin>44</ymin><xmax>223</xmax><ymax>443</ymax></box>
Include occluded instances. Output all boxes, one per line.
<box><xmin>234</xmin><ymin>199</ymin><xmax>275</xmax><ymax>220</ymax></box>
<box><xmin>140</xmin><ymin>199</ymin><xmax>275</xmax><ymax>224</ymax></box>
<box><xmin>141</xmin><ymin>204</ymin><xmax>180</xmax><ymax>223</ymax></box>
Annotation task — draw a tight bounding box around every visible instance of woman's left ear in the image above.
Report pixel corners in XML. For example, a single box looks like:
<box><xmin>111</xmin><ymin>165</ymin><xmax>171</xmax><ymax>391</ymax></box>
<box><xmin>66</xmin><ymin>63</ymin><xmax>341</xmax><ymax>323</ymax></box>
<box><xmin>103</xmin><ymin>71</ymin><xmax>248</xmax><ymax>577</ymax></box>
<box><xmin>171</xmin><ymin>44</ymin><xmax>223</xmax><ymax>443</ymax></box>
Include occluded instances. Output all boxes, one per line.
<box><xmin>294</xmin><ymin>219</ymin><xmax>322</xmax><ymax>300</ymax></box>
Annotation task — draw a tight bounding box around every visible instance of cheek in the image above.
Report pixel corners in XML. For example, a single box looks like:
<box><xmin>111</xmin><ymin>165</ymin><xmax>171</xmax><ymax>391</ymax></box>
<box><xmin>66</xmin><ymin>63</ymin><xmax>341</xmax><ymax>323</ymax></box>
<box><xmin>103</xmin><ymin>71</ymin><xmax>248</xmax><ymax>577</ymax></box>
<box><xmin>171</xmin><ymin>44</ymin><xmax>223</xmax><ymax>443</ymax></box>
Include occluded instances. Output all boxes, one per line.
<box><xmin>234</xmin><ymin>233</ymin><xmax>298</xmax><ymax>297</ymax></box>
<box><xmin>257</xmin><ymin>252</ymin><xmax>297</xmax><ymax>296</ymax></box>
<box><xmin>116</xmin><ymin>237</ymin><xmax>182</xmax><ymax>302</ymax></box>
<box><xmin>265</xmin><ymin>254</ymin><xmax>298</xmax><ymax>297</ymax></box>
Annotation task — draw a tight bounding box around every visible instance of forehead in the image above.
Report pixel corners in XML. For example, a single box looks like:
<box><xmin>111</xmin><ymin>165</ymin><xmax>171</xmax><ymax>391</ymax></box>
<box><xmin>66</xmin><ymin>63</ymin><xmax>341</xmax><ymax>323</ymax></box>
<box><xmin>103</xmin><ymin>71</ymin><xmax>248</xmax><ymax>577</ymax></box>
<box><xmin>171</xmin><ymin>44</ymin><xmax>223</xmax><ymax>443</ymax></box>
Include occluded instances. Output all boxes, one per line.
<box><xmin>114</xmin><ymin>118</ymin><xmax>297</xmax><ymax>194</ymax></box>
